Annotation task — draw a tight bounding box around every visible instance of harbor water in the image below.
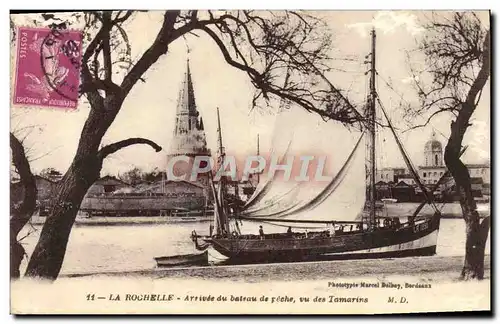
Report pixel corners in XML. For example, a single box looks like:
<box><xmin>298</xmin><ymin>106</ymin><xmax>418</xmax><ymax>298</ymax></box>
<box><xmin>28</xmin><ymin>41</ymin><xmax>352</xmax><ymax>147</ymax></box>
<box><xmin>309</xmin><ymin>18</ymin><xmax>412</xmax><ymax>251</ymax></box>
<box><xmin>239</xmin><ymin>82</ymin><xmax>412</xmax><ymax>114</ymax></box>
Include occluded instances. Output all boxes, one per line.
<box><xmin>17</xmin><ymin>218</ymin><xmax>490</xmax><ymax>275</ymax></box>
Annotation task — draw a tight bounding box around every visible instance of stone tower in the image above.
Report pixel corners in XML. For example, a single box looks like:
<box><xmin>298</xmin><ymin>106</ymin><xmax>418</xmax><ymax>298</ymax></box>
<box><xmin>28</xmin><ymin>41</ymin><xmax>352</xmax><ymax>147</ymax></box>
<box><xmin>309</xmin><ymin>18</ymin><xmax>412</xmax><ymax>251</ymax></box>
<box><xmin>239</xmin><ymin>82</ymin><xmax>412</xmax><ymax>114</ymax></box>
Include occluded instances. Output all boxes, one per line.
<box><xmin>167</xmin><ymin>60</ymin><xmax>211</xmax><ymax>186</ymax></box>
<box><xmin>424</xmin><ymin>131</ymin><xmax>443</xmax><ymax>167</ymax></box>
<box><xmin>168</xmin><ymin>60</ymin><xmax>210</xmax><ymax>159</ymax></box>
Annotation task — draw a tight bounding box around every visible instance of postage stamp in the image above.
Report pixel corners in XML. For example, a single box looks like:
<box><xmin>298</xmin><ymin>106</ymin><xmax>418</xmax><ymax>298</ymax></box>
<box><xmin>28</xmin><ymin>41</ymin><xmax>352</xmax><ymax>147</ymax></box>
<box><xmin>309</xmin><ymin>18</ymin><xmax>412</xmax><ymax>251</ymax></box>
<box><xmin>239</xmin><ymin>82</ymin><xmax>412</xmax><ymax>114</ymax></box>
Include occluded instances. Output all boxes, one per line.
<box><xmin>13</xmin><ymin>27</ymin><xmax>82</xmax><ymax>110</ymax></box>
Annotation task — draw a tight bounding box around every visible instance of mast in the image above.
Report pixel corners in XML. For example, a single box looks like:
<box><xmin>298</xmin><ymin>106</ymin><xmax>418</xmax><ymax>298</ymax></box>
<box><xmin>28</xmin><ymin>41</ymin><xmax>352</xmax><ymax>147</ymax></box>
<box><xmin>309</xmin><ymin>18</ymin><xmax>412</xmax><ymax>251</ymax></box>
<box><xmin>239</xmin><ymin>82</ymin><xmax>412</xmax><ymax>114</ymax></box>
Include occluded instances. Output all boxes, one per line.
<box><xmin>217</xmin><ymin>107</ymin><xmax>225</xmax><ymax>160</ymax></box>
<box><xmin>368</xmin><ymin>28</ymin><xmax>377</xmax><ymax>226</ymax></box>
<box><xmin>215</xmin><ymin>107</ymin><xmax>230</xmax><ymax>233</ymax></box>
<box><xmin>161</xmin><ymin>169</ymin><xmax>165</xmax><ymax>194</ymax></box>
<box><xmin>216</xmin><ymin>106</ymin><xmax>226</xmax><ymax>203</ymax></box>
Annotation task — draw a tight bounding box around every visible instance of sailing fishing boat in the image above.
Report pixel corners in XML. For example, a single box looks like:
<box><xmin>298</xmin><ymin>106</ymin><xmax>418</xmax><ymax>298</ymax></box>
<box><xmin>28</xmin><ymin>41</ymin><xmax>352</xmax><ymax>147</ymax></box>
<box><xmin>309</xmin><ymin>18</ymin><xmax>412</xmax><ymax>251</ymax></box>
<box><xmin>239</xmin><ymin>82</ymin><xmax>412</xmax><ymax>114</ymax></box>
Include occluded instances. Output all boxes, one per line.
<box><xmin>191</xmin><ymin>29</ymin><xmax>442</xmax><ymax>262</ymax></box>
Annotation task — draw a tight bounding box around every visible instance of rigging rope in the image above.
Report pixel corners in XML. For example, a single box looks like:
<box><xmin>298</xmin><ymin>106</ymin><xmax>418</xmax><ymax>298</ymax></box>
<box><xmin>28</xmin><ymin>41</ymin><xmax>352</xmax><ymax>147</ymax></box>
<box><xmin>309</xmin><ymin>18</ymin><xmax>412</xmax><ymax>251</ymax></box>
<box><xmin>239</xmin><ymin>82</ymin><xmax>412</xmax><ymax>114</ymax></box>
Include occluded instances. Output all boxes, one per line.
<box><xmin>376</xmin><ymin>96</ymin><xmax>440</xmax><ymax>214</ymax></box>
<box><xmin>375</xmin><ymin>70</ymin><xmax>471</xmax><ymax>217</ymax></box>
<box><xmin>377</xmin><ymin>72</ymin><xmax>412</xmax><ymax>111</ymax></box>
<box><xmin>377</xmin><ymin>71</ymin><xmax>451</xmax><ymax>142</ymax></box>
<box><xmin>411</xmin><ymin>145</ymin><xmax>468</xmax><ymax>217</ymax></box>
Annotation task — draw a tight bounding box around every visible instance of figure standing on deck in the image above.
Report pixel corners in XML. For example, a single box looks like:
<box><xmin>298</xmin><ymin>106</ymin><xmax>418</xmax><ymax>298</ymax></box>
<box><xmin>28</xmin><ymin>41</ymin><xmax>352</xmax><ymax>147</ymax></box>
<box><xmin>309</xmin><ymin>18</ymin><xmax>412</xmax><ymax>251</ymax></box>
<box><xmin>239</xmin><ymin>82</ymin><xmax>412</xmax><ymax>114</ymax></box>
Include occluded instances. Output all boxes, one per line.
<box><xmin>259</xmin><ymin>226</ymin><xmax>264</xmax><ymax>240</ymax></box>
<box><xmin>329</xmin><ymin>223</ymin><xmax>335</xmax><ymax>236</ymax></box>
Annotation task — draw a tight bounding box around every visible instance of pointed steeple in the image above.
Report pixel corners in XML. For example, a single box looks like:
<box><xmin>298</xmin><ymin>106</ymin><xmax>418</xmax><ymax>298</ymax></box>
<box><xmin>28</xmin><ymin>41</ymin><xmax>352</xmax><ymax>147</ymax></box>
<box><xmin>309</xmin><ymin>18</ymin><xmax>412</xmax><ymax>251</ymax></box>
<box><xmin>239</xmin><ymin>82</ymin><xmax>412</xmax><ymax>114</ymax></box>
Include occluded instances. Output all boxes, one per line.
<box><xmin>176</xmin><ymin>59</ymin><xmax>198</xmax><ymax>117</ymax></box>
<box><xmin>198</xmin><ymin>117</ymin><xmax>204</xmax><ymax>131</ymax></box>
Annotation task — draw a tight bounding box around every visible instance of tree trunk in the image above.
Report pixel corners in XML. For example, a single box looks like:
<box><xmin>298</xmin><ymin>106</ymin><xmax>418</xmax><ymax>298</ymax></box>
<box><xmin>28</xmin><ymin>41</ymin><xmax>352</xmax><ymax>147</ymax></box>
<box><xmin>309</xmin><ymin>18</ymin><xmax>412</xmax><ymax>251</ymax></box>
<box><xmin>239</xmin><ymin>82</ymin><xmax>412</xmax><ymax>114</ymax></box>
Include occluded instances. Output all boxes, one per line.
<box><xmin>444</xmin><ymin>110</ymin><xmax>490</xmax><ymax>280</ymax></box>
<box><xmin>10</xmin><ymin>236</ymin><xmax>25</xmax><ymax>279</ymax></box>
<box><xmin>462</xmin><ymin>215</ymin><xmax>490</xmax><ymax>279</ymax></box>
<box><xmin>442</xmin><ymin>30</ymin><xmax>490</xmax><ymax>280</ymax></box>
<box><xmin>10</xmin><ymin>133</ymin><xmax>38</xmax><ymax>279</ymax></box>
<box><xmin>24</xmin><ymin>154</ymin><xmax>102</xmax><ymax>279</ymax></box>
<box><xmin>20</xmin><ymin>10</ymin><xmax>178</xmax><ymax>280</ymax></box>
<box><xmin>22</xmin><ymin>101</ymin><xmax>162</xmax><ymax>279</ymax></box>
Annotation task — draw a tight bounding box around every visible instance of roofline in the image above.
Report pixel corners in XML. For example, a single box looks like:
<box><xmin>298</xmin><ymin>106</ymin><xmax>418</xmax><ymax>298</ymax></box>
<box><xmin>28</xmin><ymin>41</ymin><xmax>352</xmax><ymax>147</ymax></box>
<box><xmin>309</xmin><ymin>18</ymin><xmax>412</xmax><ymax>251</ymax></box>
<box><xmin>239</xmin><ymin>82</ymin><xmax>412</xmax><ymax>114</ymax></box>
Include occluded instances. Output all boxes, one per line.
<box><xmin>98</xmin><ymin>175</ymin><xmax>129</xmax><ymax>185</ymax></box>
<box><xmin>145</xmin><ymin>179</ymin><xmax>205</xmax><ymax>189</ymax></box>
<box><xmin>418</xmin><ymin>166</ymin><xmax>447</xmax><ymax>169</ymax></box>
<box><xmin>379</xmin><ymin>167</ymin><xmax>406</xmax><ymax>171</ymax></box>
<box><xmin>418</xmin><ymin>164</ymin><xmax>489</xmax><ymax>169</ymax></box>
<box><xmin>466</xmin><ymin>163</ymin><xmax>490</xmax><ymax>168</ymax></box>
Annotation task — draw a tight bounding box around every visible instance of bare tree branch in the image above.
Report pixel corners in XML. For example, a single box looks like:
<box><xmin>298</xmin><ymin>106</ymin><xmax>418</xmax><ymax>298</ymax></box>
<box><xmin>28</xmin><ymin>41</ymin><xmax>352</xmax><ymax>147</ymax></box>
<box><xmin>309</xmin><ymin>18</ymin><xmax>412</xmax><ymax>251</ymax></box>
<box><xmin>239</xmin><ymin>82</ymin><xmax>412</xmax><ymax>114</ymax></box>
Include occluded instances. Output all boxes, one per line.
<box><xmin>101</xmin><ymin>11</ymin><xmax>113</xmax><ymax>82</ymax></box>
<box><xmin>405</xmin><ymin>12</ymin><xmax>488</xmax><ymax>128</ymax></box>
<box><xmin>97</xmin><ymin>137</ymin><xmax>162</xmax><ymax>161</ymax></box>
<box><xmin>194</xmin><ymin>11</ymin><xmax>362</xmax><ymax>124</ymax></box>
<box><xmin>80</xmin><ymin>11</ymin><xmax>124</xmax><ymax>98</ymax></box>
<box><xmin>113</xmin><ymin>10</ymin><xmax>134</xmax><ymax>23</ymax></box>
<box><xmin>120</xmin><ymin>11</ymin><xmax>182</xmax><ymax>95</ymax></box>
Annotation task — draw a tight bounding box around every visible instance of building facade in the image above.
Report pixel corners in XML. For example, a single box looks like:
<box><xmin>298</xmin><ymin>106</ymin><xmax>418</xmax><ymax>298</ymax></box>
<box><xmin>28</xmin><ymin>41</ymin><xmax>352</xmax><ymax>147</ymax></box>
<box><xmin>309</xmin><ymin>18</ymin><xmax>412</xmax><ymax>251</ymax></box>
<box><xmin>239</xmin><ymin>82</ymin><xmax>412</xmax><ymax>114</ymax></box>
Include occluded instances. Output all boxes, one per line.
<box><xmin>419</xmin><ymin>167</ymin><xmax>446</xmax><ymax>185</ymax></box>
<box><xmin>375</xmin><ymin>168</ymin><xmax>395</xmax><ymax>183</ymax></box>
<box><xmin>376</xmin><ymin>167</ymin><xmax>407</xmax><ymax>183</ymax></box>
<box><xmin>80</xmin><ymin>178</ymin><xmax>207</xmax><ymax>216</ymax></box>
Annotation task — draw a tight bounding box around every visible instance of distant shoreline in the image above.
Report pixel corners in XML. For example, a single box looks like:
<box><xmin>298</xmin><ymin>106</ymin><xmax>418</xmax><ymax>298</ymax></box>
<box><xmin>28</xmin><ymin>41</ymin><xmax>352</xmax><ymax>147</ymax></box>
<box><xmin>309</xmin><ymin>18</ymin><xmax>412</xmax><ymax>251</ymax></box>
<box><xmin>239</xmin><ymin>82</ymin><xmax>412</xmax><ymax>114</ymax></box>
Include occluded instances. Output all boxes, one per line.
<box><xmin>29</xmin><ymin>215</ymin><xmax>211</xmax><ymax>226</ymax></box>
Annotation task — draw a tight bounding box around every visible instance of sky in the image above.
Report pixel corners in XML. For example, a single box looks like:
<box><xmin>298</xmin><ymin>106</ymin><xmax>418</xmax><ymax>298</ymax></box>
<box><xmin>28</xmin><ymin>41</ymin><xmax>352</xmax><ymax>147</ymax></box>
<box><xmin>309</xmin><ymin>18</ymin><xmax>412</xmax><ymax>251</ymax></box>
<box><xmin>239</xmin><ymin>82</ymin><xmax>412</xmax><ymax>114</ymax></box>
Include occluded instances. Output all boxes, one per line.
<box><xmin>10</xmin><ymin>11</ymin><xmax>491</xmax><ymax>177</ymax></box>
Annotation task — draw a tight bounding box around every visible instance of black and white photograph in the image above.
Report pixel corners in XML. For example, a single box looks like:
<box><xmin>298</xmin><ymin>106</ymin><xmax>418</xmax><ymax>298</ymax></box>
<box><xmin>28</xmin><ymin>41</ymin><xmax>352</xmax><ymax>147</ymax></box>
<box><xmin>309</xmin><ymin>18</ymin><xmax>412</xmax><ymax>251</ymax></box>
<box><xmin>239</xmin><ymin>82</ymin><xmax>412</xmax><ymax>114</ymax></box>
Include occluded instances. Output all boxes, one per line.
<box><xmin>9</xmin><ymin>9</ymin><xmax>491</xmax><ymax>314</ymax></box>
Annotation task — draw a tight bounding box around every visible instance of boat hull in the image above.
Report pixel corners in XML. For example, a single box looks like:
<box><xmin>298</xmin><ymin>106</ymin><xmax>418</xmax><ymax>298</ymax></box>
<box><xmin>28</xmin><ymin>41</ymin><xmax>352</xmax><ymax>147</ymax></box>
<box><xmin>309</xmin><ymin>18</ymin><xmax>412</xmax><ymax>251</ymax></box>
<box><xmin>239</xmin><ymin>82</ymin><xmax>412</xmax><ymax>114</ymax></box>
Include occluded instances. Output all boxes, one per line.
<box><xmin>165</xmin><ymin>216</ymin><xmax>212</xmax><ymax>223</ymax></box>
<box><xmin>210</xmin><ymin>214</ymin><xmax>440</xmax><ymax>263</ymax></box>
<box><xmin>154</xmin><ymin>251</ymin><xmax>208</xmax><ymax>267</ymax></box>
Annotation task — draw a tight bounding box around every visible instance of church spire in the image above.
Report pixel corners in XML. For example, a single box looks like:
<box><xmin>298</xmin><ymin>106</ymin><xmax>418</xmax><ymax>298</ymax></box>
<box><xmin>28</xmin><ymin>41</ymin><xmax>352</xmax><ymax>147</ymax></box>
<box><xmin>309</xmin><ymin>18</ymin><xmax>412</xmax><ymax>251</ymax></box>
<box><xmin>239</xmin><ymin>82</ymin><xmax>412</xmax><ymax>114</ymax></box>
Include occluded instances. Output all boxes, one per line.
<box><xmin>176</xmin><ymin>59</ymin><xmax>198</xmax><ymax>117</ymax></box>
<box><xmin>198</xmin><ymin>117</ymin><xmax>204</xmax><ymax>131</ymax></box>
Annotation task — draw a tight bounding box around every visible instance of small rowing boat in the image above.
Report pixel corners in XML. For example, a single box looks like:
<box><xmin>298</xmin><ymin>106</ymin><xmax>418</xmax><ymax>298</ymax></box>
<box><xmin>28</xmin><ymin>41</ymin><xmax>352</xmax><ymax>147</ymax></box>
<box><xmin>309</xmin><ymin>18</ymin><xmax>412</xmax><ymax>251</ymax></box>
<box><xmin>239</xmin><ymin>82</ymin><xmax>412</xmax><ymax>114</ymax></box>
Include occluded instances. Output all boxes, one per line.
<box><xmin>154</xmin><ymin>251</ymin><xmax>208</xmax><ymax>267</ymax></box>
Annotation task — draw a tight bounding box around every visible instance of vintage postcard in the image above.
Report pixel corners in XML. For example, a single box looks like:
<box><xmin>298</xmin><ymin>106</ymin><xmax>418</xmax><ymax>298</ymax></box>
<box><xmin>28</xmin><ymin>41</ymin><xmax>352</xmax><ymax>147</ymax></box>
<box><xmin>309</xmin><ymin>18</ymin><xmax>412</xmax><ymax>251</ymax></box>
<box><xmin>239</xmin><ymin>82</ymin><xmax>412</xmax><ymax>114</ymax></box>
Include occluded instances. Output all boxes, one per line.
<box><xmin>9</xmin><ymin>10</ymin><xmax>491</xmax><ymax>314</ymax></box>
